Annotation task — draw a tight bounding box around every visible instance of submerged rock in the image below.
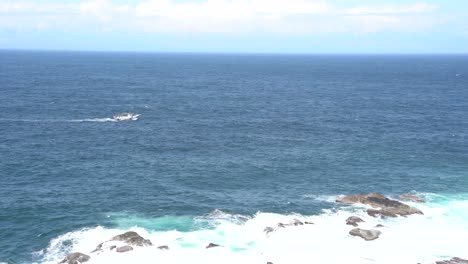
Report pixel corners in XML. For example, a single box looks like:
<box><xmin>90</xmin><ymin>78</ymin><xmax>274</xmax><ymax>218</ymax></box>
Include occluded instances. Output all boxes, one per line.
<box><xmin>264</xmin><ymin>227</ymin><xmax>275</xmax><ymax>234</ymax></box>
<box><xmin>346</xmin><ymin>216</ymin><xmax>365</xmax><ymax>227</ymax></box>
<box><xmin>111</xmin><ymin>231</ymin><xmax>152</xmax><ymax>246</ymax></box>
<box><xmin>91</xmin><ymin>243</ymin><xmax>103</xmax><ymax>253</ymax></box>
<box><xmin>435</xmin><ymin>257</ymin><xmax>468</xmax><ymax>264</ymax></box>
<box><xmin>349</xmin><ymin>228</ymin><xmax>381</xmax><ymax>241</ymax></box>
<box><xmin>158</xmin><ymin>245</ymin><xmax>169</xmax><ymax>250</ymax></box>
<box><xmin>116</xmin><ymin>245</ymin><xmax>133</xmax><ymax>253</ymax></box>
<box><xmin>400</xmin><ymin>194</ymin><xmax>426</xmax><ymax>203</ymax></box>
<box><xmin>206</xmin><ymin>243</ymin><xmax>221</xmax><ymax>249</ymax></box>
<box><xmin>337</xmin><ymin>193</ymin><xmax>423</xmax><ymax>217</ymax></box>
<box><xmin>276</xmin><ymin>219</ymin><xmax>304</xmax><ymax>228</ymax></box>
<box><xmin>59</xmin><ymin>252</ymin><xmax>90</xmax><ymax>264</ymax></box>
<box><xmin>289</xmin><ymin>219</ymin><xmax>304</xmax><ymax>226</ymax></box>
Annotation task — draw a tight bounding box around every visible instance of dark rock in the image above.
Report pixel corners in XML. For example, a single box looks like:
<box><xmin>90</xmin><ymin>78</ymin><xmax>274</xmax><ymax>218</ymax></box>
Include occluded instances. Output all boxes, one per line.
<box><xmin>59</xmin><ymin>252</ymin><xmax>90</xmax><ymax>264</ymax></box>
<box><xmin>116</xmin><ymin>245</ymin><xmax>133</xmax><ymax>253</ymax></box>
<box><xmin>337</xmin><ymin>193</ymin><xmax>423</xmax><ymax>217</ymax></box>
<box><xmin>206</xmin><ymin>243</ymin><xmax>220</xmax><ymax>249</ymax></box>
<box><xmin>375</xmin><ymin>224</ymin><xmax>385</xmax><ymax>228</ymax></box>
<box><xmin>349</xmin><ymin>228</ymin><xmax>381</xmax><ymax>241</ymax></box>
<box><xmin>346</xmin><ymin>216</ymin><xmax>365</xmax><ymax>227</ymax></box>
<box><xmin>304</xmin><ymin>221</ymin><xmax>314</xmax><ymax>225</ymax></box>
<box><xmin>367</xmin><ymin>209</ymin><xmax>398</xmax><ymax>218</ymax></box>
<box><xmin>264</xmin><ymin>227</ymin><xmax>275</xmax><ymax>234</ymax></box>
<box><xmin>111</xmin><ymin>231</ymin><xmax>152</xmax><ymax>246</ymax></box>
<box><xmin>110</xmin><ymin>245</ymin><xmax>117</xmax><ymax>250</ymax></box>
<box><xmin>277</xmin><ymin>223</ymin><xmax>286</xmax><ymax>228</ymax></box>
<box><xmin>400</xmin><ymin>194</ymin><xmax>426</xmax><ymax>203</ymax></box>
<box><xmin>267</xmin><ymin>262</ymin><xmax>274</xmax><ymax>264</ymax></box>
<box><xmin>158</xmin><ymin>245</ymin><xmax>169</xmax><ymax>250</ymax></box>
<box><xmin>435</xmin><ymin>257</ymin><xmax>468</xmax><ymax>264</ymax></box>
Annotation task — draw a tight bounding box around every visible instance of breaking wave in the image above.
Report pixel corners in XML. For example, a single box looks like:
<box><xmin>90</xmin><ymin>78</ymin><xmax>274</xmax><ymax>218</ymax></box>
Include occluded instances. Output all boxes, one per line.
<box><xmin>34</xmin><ymin>193</ymin><xmax>468</xmax><ymax>264</ymax></box>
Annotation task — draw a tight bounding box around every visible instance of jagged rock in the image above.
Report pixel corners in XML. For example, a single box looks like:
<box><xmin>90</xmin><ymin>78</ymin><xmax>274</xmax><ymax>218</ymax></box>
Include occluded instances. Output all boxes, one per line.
<box><xmin>116</xmin><ymin>245</ymin><xmax>133</xmax><ymax>253</ymax></box>
<box><xmin>400</xmin><ymin>194</ymin><xmax>426</xmax><ymax>203</ymax></box>
<box><xmin>337</xmin><ymin>193</ymin><xmax>423</xmax><ymax>217</ymax></box>
<box><xmin>206</xmin><ymin>243</ymin><xmax>220</xmax><ymax>249</ymax></box>
<box><xmin>346</xmin><ymin>216</ymin><xmax>365</xmax><ymax>227</ymax></box>
<box><xmin>435</xmin><ymin>257</ymin><xmax>468</xmax><ymax>264</ymax></box>
<box><xmin>59</xmin><ymin>252</ymin><xmax>90</xmax><ymax>264</ymax></box>
<box><xmin>304</xmin><ymin>221</ymin><xmax>314</xmax><ymax>225</ymax></box>
<box><xmin>158</xmin><ymin>245</ymin><xmax>169</xmax><ymax>250</ymax></box>
<box><xmin>349</xmin><ymin>228</ymin><xmax>381</xmax><ymax>241</ymax></box>
<box><xmin>264</xmin><ymin>227</ymin><xmax>275</xmax><ymax>234</ymax></box>
<box><xmin>111</xmin><ymin>231</ymin><xmax>152</xmax><ymax>246</ymax></box>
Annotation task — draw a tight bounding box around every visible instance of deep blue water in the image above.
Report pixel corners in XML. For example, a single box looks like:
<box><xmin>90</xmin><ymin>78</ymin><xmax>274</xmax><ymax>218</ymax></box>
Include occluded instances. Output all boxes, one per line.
<box><xmin>0</xmin><ymin>51</ymin><xmax>467</xmax><ymax>263</ymax></box>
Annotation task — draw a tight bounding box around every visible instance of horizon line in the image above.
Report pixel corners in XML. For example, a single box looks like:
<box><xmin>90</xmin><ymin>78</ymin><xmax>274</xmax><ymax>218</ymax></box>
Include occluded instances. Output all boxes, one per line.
<box><xmin>1</xmin><ymin>48</ymin><xmax>468</xmax><ymax>56</ymax></box>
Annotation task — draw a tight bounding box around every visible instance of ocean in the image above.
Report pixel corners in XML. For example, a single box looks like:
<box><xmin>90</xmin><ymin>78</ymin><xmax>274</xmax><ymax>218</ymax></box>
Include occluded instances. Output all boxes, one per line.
<box><xmin>0</xmin><ymin>51</ymin><xmax>467</xmax><ymax>264</ymax></box>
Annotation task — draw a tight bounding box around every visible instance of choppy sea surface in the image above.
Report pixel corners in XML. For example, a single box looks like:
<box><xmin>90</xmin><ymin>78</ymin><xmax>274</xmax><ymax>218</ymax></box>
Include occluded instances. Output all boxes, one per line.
<box><xmin>0</xmin><ymin>51</ymin><xmax>467</xmax><ymax>264</ymax></box>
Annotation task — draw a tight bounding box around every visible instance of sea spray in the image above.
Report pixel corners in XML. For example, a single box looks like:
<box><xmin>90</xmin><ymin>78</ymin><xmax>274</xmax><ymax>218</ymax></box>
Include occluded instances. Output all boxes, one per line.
<box><xmin>38</xmin><ymin>194</ymin><xmax>468</xmax><ymax>264</ymax></box>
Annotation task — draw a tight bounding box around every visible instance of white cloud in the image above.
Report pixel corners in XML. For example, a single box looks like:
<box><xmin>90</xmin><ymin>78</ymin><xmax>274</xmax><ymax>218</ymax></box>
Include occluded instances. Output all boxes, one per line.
<box><xmin>346</xmin><ymin>3</ymin><xmax>437</xmax><ymax>16</ymax></box>
<box><xmin>0</xmin><ymin>0</ymin><xmax>441</xmax><ymax>33</ymax></box>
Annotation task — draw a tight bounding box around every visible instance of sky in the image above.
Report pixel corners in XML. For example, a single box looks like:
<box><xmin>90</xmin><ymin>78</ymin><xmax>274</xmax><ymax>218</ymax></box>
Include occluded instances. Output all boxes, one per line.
<box><xmin>0</xmin><ymin>0</ymin><xmax>467</xmax><ymax>53</ymax></box>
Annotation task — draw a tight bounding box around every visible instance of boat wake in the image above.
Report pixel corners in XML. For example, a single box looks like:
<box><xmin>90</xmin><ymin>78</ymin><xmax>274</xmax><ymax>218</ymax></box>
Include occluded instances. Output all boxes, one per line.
<box><xmin>70</xmin><ymin>118</ymin><xmax>117</xmax><ymax>123</ymax></box>
<box><xmin>0</xmin><ymin>113</ymin><xmax>140</xmax><ymax>123</ymax></box>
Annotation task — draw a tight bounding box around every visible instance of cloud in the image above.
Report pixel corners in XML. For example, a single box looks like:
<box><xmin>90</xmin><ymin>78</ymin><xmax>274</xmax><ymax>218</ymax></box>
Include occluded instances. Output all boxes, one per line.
<box><xmin>346</xmin><ymin>3</ymin><xmax>437</xmax><ymax>16</ymax></box>
<box><xmin>0</xmin><ymin>0</ymin><xmax>441</xmax><ymax>34</ymax></box>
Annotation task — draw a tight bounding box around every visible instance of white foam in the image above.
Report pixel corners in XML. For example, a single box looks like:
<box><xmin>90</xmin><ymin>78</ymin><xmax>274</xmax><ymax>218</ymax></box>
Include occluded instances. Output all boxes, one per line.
<box><xmin>37</xmin><ymin>197</ymin><xmax>468</xmax><ymax>264</ymax></box>
<box><xmin>70</xmin><ymin>118</ymin><xmax>117</xmax><ymax>123</ymax></box>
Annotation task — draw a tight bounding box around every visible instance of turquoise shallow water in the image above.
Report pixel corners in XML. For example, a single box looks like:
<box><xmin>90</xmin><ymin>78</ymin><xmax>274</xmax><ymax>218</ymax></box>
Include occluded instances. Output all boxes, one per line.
<box><xmin>0</xmin><ymin>51</ymin><xmax>467</xmax><ymax>263</ymax></box>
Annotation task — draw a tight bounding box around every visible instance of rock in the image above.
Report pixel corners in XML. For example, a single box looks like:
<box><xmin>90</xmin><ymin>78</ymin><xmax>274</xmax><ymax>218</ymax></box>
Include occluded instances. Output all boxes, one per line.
<box><xmin>110</xmin><ymin>245</ymin><xmax>117</xmax><ymax>250</ymax></box>
<box><xmin>337</xmin><ymin>193</ymin><xmax>423</xmax><ymax>217</ymax></box>
<box><xmin>116</xmin><ymin>245</ymin><xmax>133</xmax><ymax>253</ymax></box>
<box><xmin>400</xmin><ymin>194</ymin><xmax>426</xmax><ymax>203</ymax></box>
<box><xmin>276</xmin><ymin>219</ymin><xmax>304</xmax><ymax>228</ymax></box>
<box><xmin>111</xmin><ymin>231</ymin><xmax>152</xmax><ymax>246</ymax></box>
<box><xmin>289</xmin><ymin>219</ymin><xmax>304</xmax><ymax>226</ymax></box>
<box><xmin>59</xmin><ymin>252</ymin><xmax>90</xmax><ymax>264</ymax></box>
<box><xmin>346</xmin><ymin>216</ymin><xmax>365</xmax><ymax>227</ymax></box>
<box><xmin>267</xmin><ymin>262</ymin><xmax>274</xmax><ymax>264</ymax></box>
<box><xmin>158</xmin><ymin>245</ymin><xmax>169</xmax><ymax>250</ymax></box>
<box><xmin>349</xmin><ymin>228</ymin><xmax>381</xmax><ymax>241</ymax></box>
<box><xmin>375</xmin><ymin>224</ymin><xmax>385</xmax><ymax>228</ymax></box>
<box><xmin>435</xmin><ymin>257</ymin><xmax>468</xmax><ymax>264</ymax></box>
<box><xmin>264</xmin><ymin>227</ymin><xmax>275</xmax><ymax>234</ymax></box>
<box><xmin>367</xmin><ymin>209</ymin><xmax>398</xmax><ymax>218</ymax></box>
<box><xmin>304</xmin><ymin>221</ymin><xmax>314</xmax><ymax>225</ymax></box>
<box><xmin>206</xmin><ymin>243</ymin><xmax>220</xmax><ymax>249</ymax></box>
<box><xmin>91</xmin><ymin>243</ymin><xmax>103</xmax><ymax>253</ymax></box>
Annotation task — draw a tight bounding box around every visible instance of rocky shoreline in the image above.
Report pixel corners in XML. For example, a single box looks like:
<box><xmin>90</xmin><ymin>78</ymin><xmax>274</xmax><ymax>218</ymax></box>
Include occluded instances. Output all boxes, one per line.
<box><xmin>59</xmin><ymin>193</ymin><xmax>466</xmax><ymax>264</ymax></box>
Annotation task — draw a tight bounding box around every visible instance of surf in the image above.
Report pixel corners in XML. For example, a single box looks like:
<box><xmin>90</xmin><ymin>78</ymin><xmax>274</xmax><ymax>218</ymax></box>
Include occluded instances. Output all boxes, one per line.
<box><xmin>36</xmin><ymin>193</ymin><xmax>468</xmax><ymax>264</ymax></box>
